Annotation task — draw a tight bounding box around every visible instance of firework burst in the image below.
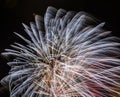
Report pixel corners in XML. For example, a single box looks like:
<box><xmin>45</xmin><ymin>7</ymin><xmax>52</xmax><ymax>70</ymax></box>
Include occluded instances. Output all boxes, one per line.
<box><xmin>1</xmin><ymin>6</ymin><xmax>120</xmax><ymax>97</ymax></box>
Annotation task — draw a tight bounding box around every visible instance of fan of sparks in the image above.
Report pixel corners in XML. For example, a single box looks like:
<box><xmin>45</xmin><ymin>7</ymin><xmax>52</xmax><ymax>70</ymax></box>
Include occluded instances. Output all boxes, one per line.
<box><xmin>1</xmin><ymin>6</ymin><xmax>120</xmax><ymax>97</ymax></box>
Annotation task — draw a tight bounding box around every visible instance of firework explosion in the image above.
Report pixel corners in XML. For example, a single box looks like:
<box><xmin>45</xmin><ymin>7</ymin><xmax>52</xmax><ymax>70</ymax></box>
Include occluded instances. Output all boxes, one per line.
<box><xmin>1</xmin><ymin>6</ymin><xmax>120</xmax><ymax>97</ymax></box>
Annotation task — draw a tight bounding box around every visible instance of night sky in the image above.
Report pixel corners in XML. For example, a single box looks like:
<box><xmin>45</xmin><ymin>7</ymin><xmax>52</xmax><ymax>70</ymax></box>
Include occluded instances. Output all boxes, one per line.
<box><xmin>0</xmin><ymin>0</ymin><xmax>120</xmax><ymax>96</ymax></box>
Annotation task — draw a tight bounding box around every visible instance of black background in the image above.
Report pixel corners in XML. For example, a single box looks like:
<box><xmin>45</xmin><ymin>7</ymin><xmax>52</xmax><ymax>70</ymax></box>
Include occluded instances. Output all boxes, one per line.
<box><xmin>0</xmin><ymin>0</ymin><xmax>120</xmax><ymax>96</ymax></box>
